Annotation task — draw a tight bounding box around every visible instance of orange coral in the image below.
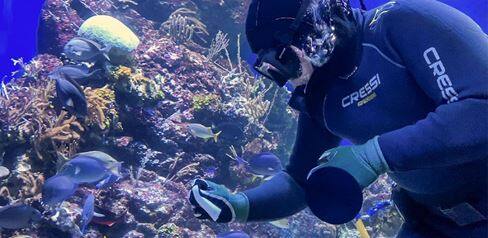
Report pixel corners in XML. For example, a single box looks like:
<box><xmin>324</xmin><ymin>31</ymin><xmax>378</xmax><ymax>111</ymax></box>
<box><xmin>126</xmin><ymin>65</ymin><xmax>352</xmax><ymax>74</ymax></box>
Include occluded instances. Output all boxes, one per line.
<box><xmin>84</xmin><ymin>86</ymin><xmax>118</xmax><ymax>131</ymax></box>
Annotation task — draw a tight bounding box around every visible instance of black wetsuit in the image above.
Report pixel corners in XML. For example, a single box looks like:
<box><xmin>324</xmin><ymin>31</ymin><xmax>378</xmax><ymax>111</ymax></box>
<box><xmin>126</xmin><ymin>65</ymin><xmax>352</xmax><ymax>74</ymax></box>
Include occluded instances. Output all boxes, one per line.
<box><xmin>243</xmin><ymin>1</ymin><xmax>488</xmax><ymax>237</ymax></box>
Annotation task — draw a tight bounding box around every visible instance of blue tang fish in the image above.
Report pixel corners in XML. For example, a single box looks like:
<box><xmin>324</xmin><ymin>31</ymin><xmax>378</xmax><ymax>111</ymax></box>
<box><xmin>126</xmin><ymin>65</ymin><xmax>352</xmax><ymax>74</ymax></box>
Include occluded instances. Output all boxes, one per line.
<box><xmin>80</xmin><ymin>193</ymin><xmax>95</xmax><ymax>234</ymax></box>
<box><xmin>42</xmin><ymin>175</ymin><xmax>78</xmax><ymax>205</ymax></box>
<box><xmin>74</xmin><ymin>151</ymin><xmax>123</xmax><ymax>177</ymax></box>
<box><xmin>64</xmin><ymin>37</ymin><xmax>111</xmax><ymax>63</ymax></box>
<box><xmin>58</xmin><ymin>156</ymin><xmax>111</xmax><ymax>184</ymax></box>
<box><xmin>248</xmin><ymin>152</ymin><xmax>283</xmax><ymax>176</ymax></box>
<box><xmin>217</xmin><ymin>231</ymin><xmax>251</xmax><ymax>238</ymax></box>
<box><xmin>54</xmin><ymin>75</ymin><xmax>88</xmax><ymax>119</ymax></box>
<box><xmin>49</xmin><ymin>65</ymin><xmax>101</xmax><ymax>85</ymax></box>
<box><xmin>0</xmin><ymin>204</ymin><xmax>42</xmax><ymax>229</ymax></box>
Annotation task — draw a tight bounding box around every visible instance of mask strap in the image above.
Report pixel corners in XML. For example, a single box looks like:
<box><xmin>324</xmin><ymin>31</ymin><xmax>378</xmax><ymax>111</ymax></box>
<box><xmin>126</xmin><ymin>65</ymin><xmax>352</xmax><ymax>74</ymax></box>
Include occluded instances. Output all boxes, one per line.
<box><xmin>275</xmin><ymin>0</ymin><xmax>313</xmax><ymax>46</ymax></box>
<box><xmin>290</xmin><ymin>0</ymin><xmax>313</xmax><ymax>32</ymax></box>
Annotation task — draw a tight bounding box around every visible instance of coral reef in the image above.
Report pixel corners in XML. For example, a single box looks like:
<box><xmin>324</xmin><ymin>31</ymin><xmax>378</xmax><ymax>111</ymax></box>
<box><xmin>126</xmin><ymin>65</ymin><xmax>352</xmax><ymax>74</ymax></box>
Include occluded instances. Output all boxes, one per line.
<box><xmin>0</xmin><ymin>0</ymin><xmax>402</xmax><ymax>237</ymax></box>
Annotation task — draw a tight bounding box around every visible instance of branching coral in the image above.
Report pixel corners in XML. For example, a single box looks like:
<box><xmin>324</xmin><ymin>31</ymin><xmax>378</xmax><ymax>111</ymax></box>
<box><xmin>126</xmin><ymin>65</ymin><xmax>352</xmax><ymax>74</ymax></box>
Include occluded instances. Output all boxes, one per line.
<box><xmin>240</xmin><ymin>86</ymin><xmax>272</xmax><ymax>125</ymax></box>
<box><xmin>171</xmin><ymin>162</ymin><xmax>199</xmax><ymax>182</ymax></box>
<box><xmin>40</xmin><ymin>112</ymin><xmax>84</xmax><ymax>142</ymax></box>
<box><xmin>1</xmin><ymin>80</ymin><xmax>55</xmax><ymax>142</ymax></box>
<box><xmin>16</xmin><ymin>172</ymin><xmax>44</xmax><ymax>199</ymax></box>
<box><xmin>0</xmin><ymin>56</ymin><xmax>84</xmax><ymax>160</ymax></box>
<box><xmin>5</xmin><ymin>171</ymin><xmax>44</xmax><ymax>202</ymax></box>
<box><xmin>32</xmin><ymin>110</ymin><xmax>84</xmax><ymax>160</ymax></box>
<box><xmin>206</xmin><ymin>33</ymin><xmax>275</xmax><ymax>130</ymax></box>
<box><xmin>11</xmin><ymin>57</ymin><xmax>44</xmax><ymax>80</ymax></box>
<box><xmin>160</xmin><ymin>8</ymin><xmax>209</xmax><ymax>45</ymax></box>
<box><xmin>206</xmin><ymin>31</ymin><xmax>230</xmax><ymax>61</ymax></box>
<box><xmin>0</xmin><ymin>77</ymin><xmax>83</xmax><ymax>159</ymax></box>
<box><xmin>84</xmin><ymin>86</ymin><xmax>119</xmax><ymax>130</ymax></box>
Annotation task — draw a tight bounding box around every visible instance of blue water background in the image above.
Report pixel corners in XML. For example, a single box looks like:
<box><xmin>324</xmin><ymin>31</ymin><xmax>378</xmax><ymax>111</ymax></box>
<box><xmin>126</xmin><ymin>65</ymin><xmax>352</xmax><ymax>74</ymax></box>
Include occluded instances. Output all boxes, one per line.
<box><xmin>0</xmin><ymin>0</ymin><xmax>45</xmax><ymax>82</ymax></box>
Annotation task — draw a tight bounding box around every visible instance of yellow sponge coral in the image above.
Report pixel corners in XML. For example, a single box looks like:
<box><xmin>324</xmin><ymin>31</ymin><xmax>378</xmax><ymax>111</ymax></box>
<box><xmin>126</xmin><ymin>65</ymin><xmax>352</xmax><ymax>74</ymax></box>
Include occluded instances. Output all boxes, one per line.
<box><xmin>78</xmin><ymin>15</ymin><xmax>140</xmax><ymax>55</ymax></box>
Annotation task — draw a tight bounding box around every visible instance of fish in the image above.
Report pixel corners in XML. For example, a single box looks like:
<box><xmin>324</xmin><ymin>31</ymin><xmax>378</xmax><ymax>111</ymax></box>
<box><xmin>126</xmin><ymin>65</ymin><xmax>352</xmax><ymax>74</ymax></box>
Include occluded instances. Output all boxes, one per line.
<box><xmin>91</xmin><ymin>206</ymin><xmax>122</xmax><ymax>227</ymax></box>
<box><xmin>0</xmin><ymin>166</ymin><xmax>10</xmax><ymax>179</ymax></box>
<box><xmin>203</xmin><ymin>166</ymin><xmax>217</xmax><ymax>178</ymax></box>
<box><xmin>42</xmin><ymin>175</ymin><xmax>79</xmax><ymax>205</ymax></box>
<box><xmin>235</xmin><ymin>156</ymin><xmax>249</xmax><ymax>167</ymax></box>
<box><xmin>58</xmin><ymin>156</ymin><xmax>111</xmax><ymax>184</ymax></box>
<box><xmin>216</xmin><ymin>231</ymin><xmax>251</xmax><ymax>238</ymax></box>
<box><xmin>226</xmin><ymin>145</ymin><xmax>249</xmax><ymax>168</ymax></box>
<box><xmin>365</xmin><ymin>200</ymin><xmax>392</xmax><ymax>217</ymax></box>
<box><xmin>248</xmin><ymin>152</ymin><xmax>283</xmax><ymax>176</ymax></box>
<box><xmin>74</xmin><ymin>151</ymin><xmax>122</xmax><ymax>177</ymax></box>
<box><xmin>95</xmin><ymin>173</ymin><xmax>120</xmax><ymax>189</ymax></box>
<box><xmin>80</xmin><ymin>193</ymin><xmax>95</xmax><ymax>234</ymax></box>
<box><xmin>187</xmin><ymin>123</ymin><xmax>221</xmax><ymax>142</ymax></box>
<box><xmin>214</xmin><ymin>122</ymin><xmax>244</xmax><ymax>142</ymax></box>
<box><xmin>0</xmin><ymin>204</ymin><xmax>42</xmax><ymax>229</ymax></box>
<box><xmin>49</xmin><ymin>65</ymin><xmax>101</xmax><ymax>85</ymax></box>
<box><xmin>64</xmin><ymin>37</ymin><xmax>111</xmax><ymax>63</ymax></box>
<box><xmin>269</xmin><ymin>218</ymin><xmax>289</xmax><ymax>229</ymax></box>
<box><xmin>54</xmin><ymin>76</ymin><xmax>88</xmax><ymax>119</ymax></box>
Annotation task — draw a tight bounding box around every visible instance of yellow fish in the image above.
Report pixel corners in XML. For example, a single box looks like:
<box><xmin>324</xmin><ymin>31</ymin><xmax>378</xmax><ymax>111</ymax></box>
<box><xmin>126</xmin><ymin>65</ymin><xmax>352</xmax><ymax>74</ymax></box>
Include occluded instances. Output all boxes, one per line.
<box><xmin>187</xmin><ymin>123</ymin><xmax>221</xmax><ymax>142</ymax></box>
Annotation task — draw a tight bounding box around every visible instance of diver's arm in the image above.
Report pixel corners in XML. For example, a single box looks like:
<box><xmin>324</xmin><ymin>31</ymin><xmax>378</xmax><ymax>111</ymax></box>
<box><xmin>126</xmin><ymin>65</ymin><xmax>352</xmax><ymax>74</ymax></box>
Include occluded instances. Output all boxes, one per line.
<box><xmin>243</xmin><ymin>113</ymin><xmax>341</xmax><ymax>221</ymax></box>
<box><xmin>376</xmin><ymin>0</ymin><xmax>488</xmax><ymax>171</ymax></box>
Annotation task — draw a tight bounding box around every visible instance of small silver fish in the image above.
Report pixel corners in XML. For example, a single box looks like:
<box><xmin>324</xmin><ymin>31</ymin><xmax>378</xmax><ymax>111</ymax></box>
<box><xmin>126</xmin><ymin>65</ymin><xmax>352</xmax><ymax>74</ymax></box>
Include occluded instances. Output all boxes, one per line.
<box><xmin>269</xmin><ymin>218</ymin><xmax>289</xmax><ymax>229</ymax></box>
<box><xmin>64</xmin><ymin>37</ymin><xmax>110</xmax><ymax>62</ymax></box>
<box><xmin>187</xmin><ymin>123</ymin><xmax>221</xmax><ymax>142</ymax></box>
<box><xmin>0</xmin><ymin>166</ymin><xmax>10</xmax><ymax>179</ymax></box>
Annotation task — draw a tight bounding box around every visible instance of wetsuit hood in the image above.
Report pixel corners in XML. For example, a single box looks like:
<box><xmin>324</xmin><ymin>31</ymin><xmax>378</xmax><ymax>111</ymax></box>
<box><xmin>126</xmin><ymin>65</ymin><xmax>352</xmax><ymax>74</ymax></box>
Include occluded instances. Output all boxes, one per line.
<box><xmin>246</xmin><ymin>0</ymin><xmax>361</xmax><ymax>71</ymax></box>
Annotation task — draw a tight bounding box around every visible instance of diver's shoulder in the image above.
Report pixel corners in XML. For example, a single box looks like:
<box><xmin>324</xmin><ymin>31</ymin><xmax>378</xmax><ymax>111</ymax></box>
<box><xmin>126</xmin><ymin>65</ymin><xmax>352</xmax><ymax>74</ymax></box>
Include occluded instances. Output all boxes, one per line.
<box><xmin>366</xmin><ymin>0</ymin><xmax>440</xmax><ymax>25</ymax></box>
<box><xmin>372</xmin><ymin>0</ymin><xmax>484</xmax><ymax>33</ymax></box>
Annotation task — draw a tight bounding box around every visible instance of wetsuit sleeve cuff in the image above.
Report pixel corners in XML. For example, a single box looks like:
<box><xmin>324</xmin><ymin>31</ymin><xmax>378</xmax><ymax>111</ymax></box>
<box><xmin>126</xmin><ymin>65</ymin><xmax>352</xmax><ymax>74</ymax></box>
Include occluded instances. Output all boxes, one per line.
<box><xmin>231</xmin><ymin>192</ymin><xmax>250</xmax><ymax>222</ymax></box>
<box><xmin>363</xmin><ymin>136</ymin><xmax>390</xmax><ymax>174</ymax></box>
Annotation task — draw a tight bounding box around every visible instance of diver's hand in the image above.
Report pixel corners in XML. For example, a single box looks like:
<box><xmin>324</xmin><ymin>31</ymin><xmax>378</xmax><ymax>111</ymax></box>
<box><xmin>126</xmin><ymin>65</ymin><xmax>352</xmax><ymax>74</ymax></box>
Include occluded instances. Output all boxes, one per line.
<box><xmin>309</xmin><ymin>136</ymin><xmax>390</xmax><ymax>189</ymax></box>
<box><xmin>188</xmin><ymin>179</ymin><xmax>249</xmax><ymax>223</ymax></box>
<box><xmin>288</xmin><ymin>46</ymin><xmax>314</xmax><ymax>87</ymax></box>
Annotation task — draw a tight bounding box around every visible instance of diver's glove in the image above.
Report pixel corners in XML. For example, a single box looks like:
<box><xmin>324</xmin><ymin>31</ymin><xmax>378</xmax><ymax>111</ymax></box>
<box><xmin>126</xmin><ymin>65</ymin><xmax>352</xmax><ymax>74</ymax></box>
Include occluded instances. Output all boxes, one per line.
<box><xmin>305</xmin><ymin>136</ymin><xmax>390</xmax><ymax>224</ymax></box>
<box><xmin>188</xmin><ymin>179</ymin><xmax>249</xmax><ymax>223</ymax></box>
<box><xmin>312</xmin><ymin>136</ymin><xmax>389</xmax><ymax>188</ymax></box>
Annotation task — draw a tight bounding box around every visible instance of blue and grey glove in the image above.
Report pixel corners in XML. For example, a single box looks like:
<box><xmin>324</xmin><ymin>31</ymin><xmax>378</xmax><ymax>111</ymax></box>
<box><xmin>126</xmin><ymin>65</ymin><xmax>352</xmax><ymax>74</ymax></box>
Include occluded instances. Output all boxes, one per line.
<box><xmin>188</xmin><ymin>179</ymin><xmax>249</xmax><ymax>223</ymax></box>
<box><xmin>311</xmin><ymin>136</ymin><xmax>390</xmax><ymax>189</ymax></box>
<box><xmin>306</xmin><ymin>136</ymin><xmax>390</xmax><ymax>224</ymax></box>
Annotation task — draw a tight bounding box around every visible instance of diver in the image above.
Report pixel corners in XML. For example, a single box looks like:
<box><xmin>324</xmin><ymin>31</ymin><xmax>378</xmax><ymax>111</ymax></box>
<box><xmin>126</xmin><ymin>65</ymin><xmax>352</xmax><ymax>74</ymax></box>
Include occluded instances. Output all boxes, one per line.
<box><xmin>189</xmin><ymin>0</ymin><xmax>488</xmax><ymax>237</ymax></box>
